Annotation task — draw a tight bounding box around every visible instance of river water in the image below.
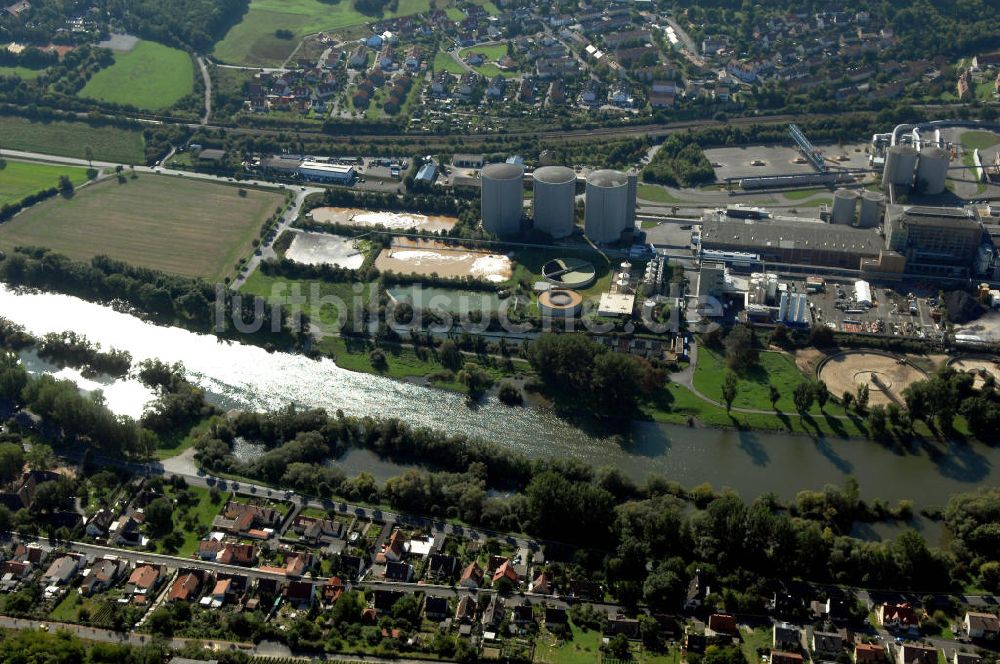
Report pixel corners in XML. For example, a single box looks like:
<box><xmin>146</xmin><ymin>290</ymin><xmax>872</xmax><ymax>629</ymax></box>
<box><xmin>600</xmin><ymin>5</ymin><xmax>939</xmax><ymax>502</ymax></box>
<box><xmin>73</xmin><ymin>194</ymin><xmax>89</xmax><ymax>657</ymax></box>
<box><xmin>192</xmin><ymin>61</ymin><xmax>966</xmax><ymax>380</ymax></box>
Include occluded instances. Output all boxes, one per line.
<box><xmin>2</xmin><ymin>284</ymin><xmax>996</xmax><ymax>522</ymax></box>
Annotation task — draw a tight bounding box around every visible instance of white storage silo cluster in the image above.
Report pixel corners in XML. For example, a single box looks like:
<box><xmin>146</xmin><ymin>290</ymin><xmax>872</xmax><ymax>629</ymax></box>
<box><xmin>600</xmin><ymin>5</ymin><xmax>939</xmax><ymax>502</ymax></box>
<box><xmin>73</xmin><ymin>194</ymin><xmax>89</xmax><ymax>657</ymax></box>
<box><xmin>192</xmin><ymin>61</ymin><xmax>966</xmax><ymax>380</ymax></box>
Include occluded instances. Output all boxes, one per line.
<box><xmin>481</xmin><ymin>162</ymin><xmax>524</xmax><ymax>235</ymax></box>
<box><xmin>584</xmin><ymin>169</ymin><xmax>634</xmax><ymax>243</ymax></box>
<box><xmin>831</xmin><ymin>189</ymin><xmax>859</xmax><ymax>225</ymax></box>
<box><xmin>778</xmin><ymin>291</ymin><xmax>809</xmax><ymax>324</ymax></box>
<box><xmin>858</xmin><ymin>191</ymin><xmax>885</xmax><ymax>228</ymax></box>
<box><xmin>916</xmin><ymin>146</ymin><xmax>950</xmax><ymax>195</ymax></box>
<box><xmin>532</xmin><ymin>166</ymin><xmax>577</xmax><ymax>238</ymax></box>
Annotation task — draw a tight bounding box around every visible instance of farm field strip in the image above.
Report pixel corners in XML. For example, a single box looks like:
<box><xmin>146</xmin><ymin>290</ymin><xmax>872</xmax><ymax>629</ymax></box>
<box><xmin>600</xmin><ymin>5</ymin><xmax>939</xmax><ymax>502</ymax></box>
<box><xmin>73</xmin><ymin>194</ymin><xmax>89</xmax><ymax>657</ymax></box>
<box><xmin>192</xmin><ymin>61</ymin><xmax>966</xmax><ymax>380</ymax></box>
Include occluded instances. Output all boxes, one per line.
<box><xmin>0</xmin><ymin>160</ymin><xmax>90</xmax><ymax>206</ymax></box>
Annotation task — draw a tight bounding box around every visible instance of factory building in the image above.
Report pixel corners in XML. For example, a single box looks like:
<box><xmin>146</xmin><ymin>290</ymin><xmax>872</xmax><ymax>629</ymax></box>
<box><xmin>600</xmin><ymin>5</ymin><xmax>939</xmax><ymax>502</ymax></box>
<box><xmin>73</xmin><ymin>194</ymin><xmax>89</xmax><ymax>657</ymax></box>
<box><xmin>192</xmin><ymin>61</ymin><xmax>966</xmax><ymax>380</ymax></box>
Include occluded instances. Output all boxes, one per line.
<box><xmin>584</xmin><ymin>169</ymin><xmax>636</xmax><ymax>243</ymax></box>
<box><xmin>885</xmin><ymin>205</ymin><xmax>984</xmax><ymax>275</ymax></box>
<box><xmin>481</xmin><ymin>162</ymin><xmax>525</xmax><ymax>235</ymax></box>
<box><xmin>831</xmin><ymin>189</ymin><xmax>859</xmax><ymax>225</ymax></box>
<box><xmin>298</xmin><ymin>161</ymin><xmax>356</xmax><ymax>183</ymax></box>
<box><xmin>532</xmin><ymin>166</ymin><xmax>577</xmax><ymax>238</ymax></box>
<box><xmin>700</xmin><ymin>213</ymin><xmax>883</xmax><ymax>269</ymax></box>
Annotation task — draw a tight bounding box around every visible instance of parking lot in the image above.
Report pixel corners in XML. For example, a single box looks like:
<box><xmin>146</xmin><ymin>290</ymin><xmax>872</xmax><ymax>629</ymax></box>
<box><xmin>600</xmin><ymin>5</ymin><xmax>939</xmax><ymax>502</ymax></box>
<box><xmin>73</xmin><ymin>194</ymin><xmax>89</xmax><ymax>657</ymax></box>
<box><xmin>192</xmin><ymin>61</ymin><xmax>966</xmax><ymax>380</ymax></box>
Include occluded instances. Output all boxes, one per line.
<box><xmin>795</xmin><ymin>278</ymin><xmax>943</xmax><ymax>340</ymax></box>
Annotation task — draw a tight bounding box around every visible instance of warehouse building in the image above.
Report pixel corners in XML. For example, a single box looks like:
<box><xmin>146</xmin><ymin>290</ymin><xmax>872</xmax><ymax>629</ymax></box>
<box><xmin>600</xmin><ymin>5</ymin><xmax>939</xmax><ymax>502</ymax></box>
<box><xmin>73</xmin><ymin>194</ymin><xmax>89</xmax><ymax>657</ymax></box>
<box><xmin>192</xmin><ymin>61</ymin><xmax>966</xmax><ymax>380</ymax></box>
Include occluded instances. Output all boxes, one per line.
<box><xmin>885</xmin><ymin>205</ymin><xmax>985</xmax><ymax>275</ymax></box>
<box><xmin>700</xmin><ymin>213</ymin><xmax>883</xmax><ymax>269</ymax></box>
<box><xmin>299</xmin><ymin>161</ymin><xmax>356</xmax><ymax>184</ymax></box>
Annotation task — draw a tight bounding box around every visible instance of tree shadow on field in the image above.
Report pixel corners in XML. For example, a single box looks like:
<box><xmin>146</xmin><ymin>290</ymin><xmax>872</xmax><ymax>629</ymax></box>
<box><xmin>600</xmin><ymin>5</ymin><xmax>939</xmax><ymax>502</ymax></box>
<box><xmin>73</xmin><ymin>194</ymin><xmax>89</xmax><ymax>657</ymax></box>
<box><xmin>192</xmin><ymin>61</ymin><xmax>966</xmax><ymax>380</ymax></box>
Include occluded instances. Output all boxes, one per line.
<box><xmin>774</xmin><ymin>409</ymin><xmax>793</xmax><ymax>432</ymax></box>
<box><xmin>822</xmin><ymin>411</ymin><xmax>847</xmax><ymax>438</ymax></box>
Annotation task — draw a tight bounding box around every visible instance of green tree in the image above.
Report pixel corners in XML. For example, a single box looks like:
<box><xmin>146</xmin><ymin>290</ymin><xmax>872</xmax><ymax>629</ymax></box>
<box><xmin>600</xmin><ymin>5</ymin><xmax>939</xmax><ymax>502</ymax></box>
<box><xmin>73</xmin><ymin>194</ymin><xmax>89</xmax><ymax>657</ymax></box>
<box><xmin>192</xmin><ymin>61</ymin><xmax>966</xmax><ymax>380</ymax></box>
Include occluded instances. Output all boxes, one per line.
<box><xmin>724</xmin><ymin>325</ymin><xmax>758</xmax><ymax>372</ymax></box>
<box><xmin>438</xmin><ymin>340</ymin><xmax>463</xmax><ymax>371</ymax></box>
<box><xmin>868</xmin><ymin>404</ymin><xmax>888</xmax><ymax>439</ymax></box>
<box><xmin>591</xmin><ymin>352</ymin><xmax>646</xmax><ymax>417</ymax></box>
<box><xmin>793</xmin><ymin>382</ymin><xmax>815</xmax><ymax>412</ymax></box>
<box><xmin>0</xmin><ymin>442</ymin><xmax>24</xmax><ymax>485</ymax></box>
<box><xmin>145</xmin><ymin>496</ymin><xmax>174</xmax><ymax>534</ymax></box>
<box><xmin>768</xmin><ymin>384</ymin><xmax>780</xmax><ymax>408</ymax></box>
<box><xmin>642</xmin><ymin>565</ymin><xmax>686</xmax><ymax>611</ymax></box>
<box><xmin>814</xmin><ymin>380</ymin><xmax>829</xmax><ymax>411</ymax></box>
<box><xmin>856</xmin><ymin>383</ymin><xmax>870</xmax><ymax>411</ymax></box>
<box><xmin>458</xmin><ymin>362</ymin><xmax>493</xmax><ymax>399</ymax></box>
<box><xmin>721</xmin><ymin>371</ymin><xmax>738</xmax><ymax>411</ymax></box>
<box><xmin>841</xmin><ymin>390</ymin><xmax>854</xmax><ymax>410</ymax></box>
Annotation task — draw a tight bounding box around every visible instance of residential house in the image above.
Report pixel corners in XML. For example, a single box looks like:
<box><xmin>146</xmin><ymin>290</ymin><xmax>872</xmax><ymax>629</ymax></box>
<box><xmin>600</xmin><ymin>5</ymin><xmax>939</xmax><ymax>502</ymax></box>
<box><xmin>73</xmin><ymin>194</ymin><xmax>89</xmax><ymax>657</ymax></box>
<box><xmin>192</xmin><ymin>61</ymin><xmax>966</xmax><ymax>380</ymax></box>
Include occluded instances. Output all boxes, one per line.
<box><xmin>491</xmin><ymin>559</ymin><xmax>518</xmax><ymax>586</ymax></box>
<box><xmin>973</xmin><ymin>53</ymin><xmax>1000</xmax><ymax>70</ymax></box>
<box><xmin>650</xmin><ymin>92</ymin><xmax>675</xmax><ymax>108</ymax></box>
<box><xmin>455</xmin><ymin>595</ymin><xmax>477</xmax><ymax>624</ymax></box>
<box><xmin>81</xmin><ymin>558</ymin><xmax>127</xmax><ymax>596</ymax></box>
<box><xmin>109</xmin><ymin>515</ymin><xmax>144</xmax><ymax>547</ymax></box>
<box><xmin>855</xmin><ymin>643</ymin><xmax>887</xmax><ymax>664</ymax></box>
<box><xmin>954</xmin><ymin>653</ymin><xmax>980</xmax><ymax>664</ymax></box>
<box><xmin>958</xmin><ymin>69</ymin><xmax>972</xmax><ymax>100</ymax></box>
<box><xmin>426</xmin><ymin>553</ymin><xmax>457</xmax><ymax>580</ymax></box>
<box><xmin>459</xmin><ymin>561</ymin><xmax>484</xmax><ymax>589</ymax></box>
<box><xmin>218</xmin><ymin>500</ymin><xmax>281</xmax><ymax>537</ymax></box>
<box><xmin>813</xmin><ymin>631</ymin><xmax>843</xmax><ymax>656</ymax></box>
<box><xmin>964</xmin><ymin>612</ymin><xmax>1000</xmax><ymax>639</ymax></box>
<box><xmin>294</xmin><ymin>515</ymin><xmax>343</xmax><ymax>545</ymax></box>
<box><xmin>283</xmin><ymin>580</ymin><xmax>315</xmax><ymax>607</ymax></box>
<box><xmin>0</xmin><ymin>560</ymin><xmax>31</xmax><ymax>591</ymax></box>
<box><xmin>452</xmin><ymin>154</ymin><xmax>484</xmax><ymax>169</ymax></box>
<box><xmin>209</xmin><ymin>578</ymin><xmax>233</xmax><ymax>607</ymax></box>
<box><xmin>545</xmin><ymin>607</ymin><xmax>568</xmax><ymax>624</ymax></box>
<box><xmin>897</xmin><ymin>644</ymin><xmax>936</xmax><ymax>664</ymax></box>
<box><xmin>404</xmin><ymin>46</ymin><xmax>420</xmax><ymax>70</ymax></box>
<box><xmin>579</xmin><ymin>80</ymin><xmax>601</xmax><ymax>105</ymax></box>
<box><xmin>771</xmin><ymin>653</ymin><xmax>804</xmax><ymax>664</ymax></box>
<box><xmin>385</xmin><ymin>561</ymin><xmax>413</xmax><ymax>582</ymax></box>
<box><xmin>348</xmin><ymin>45</ymin><xmax>368</xmax><ymax>68</ymax></box>
<box><xmin>424</xmin><ymin>595</ymin><xmax>449</xmax><ymax>621</ymax></box>
<box><xmin>43</xmin><ymin>555</ymin><xmax>80</xmax><ymax>586</ymax></box>
<box><xmin>481</xmin><ymin>597</ymin><xmax>504</xmax><ymax>630</ymax></box>
<box><xmin>377</xmin><ymin>530</ymin><xmax>405</xmax><ymax>564</ymax></box>
<box><xmin>486</xmin><ymin>75</ymin><xmax>506</xmax><ymax>100</ymax></box>
<box><xmin>85</xmin><ymin>509</ymin><xmax>114</xmax><ymax>538</ymax></box>
<box><xmin>606</xmin><ymin>616</ymin><xmax>640</xmax><ymax>637</ymax></box>
<box><xmin>685</xmin><ymin>569</ymin><xmax>708</xmax><ymax>610</ymax></box>
<box><xmin>339</xmin><ymin>554</ymin><xmax>365</xmax><ymax>580</ymax></box>
<box><xmin>218</xmin><ymin>543</ymin><xmax>256</xmax><ymax>567</ymax></box>
<box><xmin>529</xmin><ymin>571</ymin><xmax>552</xmax><ymax>595</ymax></box>
<box><xmin>430</xmin><ymin>71</ymin><xmax>453</xmax><ymax>95</ymax></box>
<box><xmin>321</xmin><ymin>578</ymin><xmax>344</xmax><ymax>607</ymax></box>
<box><xmin>512</xmin><ymin>604</ymin><xmax>534</xmax><ymax>625</ymax></box>
<box><xmin>126</xmin><ymin>564</ymin><xmax>161</xmax><ymax>604</ymax></box>
<box><xmin>707</xmin><ymin>613</ymin><xmax>738</xmax><ymax>637</ymax></box>
<box><xmin>169</xmin><ymin>571</ymin><xmax>203</xmax><ymax>602</ymax></box>
<box><xmin>569</xmin><ymin>579</ymin><xmax>601</xmax><ymax>600</ymax></box>
<box><xmin>812</xmin><ymin>597</ymin><xmax>852</xmax><ymax>622</ymax></box>
<box><xmin>879</xmin><ymin>603</ymin><xmax>918</xmax><ymax>629</ymax></box>
<box><xmin>773</xmin><ymin>623</ymin><xmax>800</xmax><ymax>650</ymax></box>
<box><xmin>379</xmin><ymin>46</ymin><xmax>395</xmax><ymax>69</ymax></box>
<box><xmin>371</xmin><ymin>589</ymin><xmax>403</xmax><ymax>614</ymax></box>
<box><xmin>197</xmin><ymin>539</ymin><xmax>223</xmax><ymax>561</ymax></box>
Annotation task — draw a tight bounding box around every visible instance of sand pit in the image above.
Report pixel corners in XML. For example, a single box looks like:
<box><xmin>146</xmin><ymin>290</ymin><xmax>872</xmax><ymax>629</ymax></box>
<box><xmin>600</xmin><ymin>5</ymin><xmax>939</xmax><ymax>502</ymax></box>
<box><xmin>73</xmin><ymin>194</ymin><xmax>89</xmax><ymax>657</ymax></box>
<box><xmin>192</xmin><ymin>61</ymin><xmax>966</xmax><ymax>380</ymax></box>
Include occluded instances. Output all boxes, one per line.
<box><xmin>818</xmin><ymin>351</ymin><xmax>927</xmax><ymax>407</ymax></box>
<box><xmin>948</xmin><ymin>356</ymin><xmax>1000</xmax><ymax>389</ymax></box>
<box><xmin>285</xmin><ymin>231</ymin><xmax>365</xmax><ymax>269</ymax></box>
<box><xmin>309</xmin><ymin>207</ymin><xmax>458</xmax><ymax>232</ymax></box>
<box><xmin>374</xmin><ymin>239</ymin><xmax>512</xmax><ymax>283</ymax></box>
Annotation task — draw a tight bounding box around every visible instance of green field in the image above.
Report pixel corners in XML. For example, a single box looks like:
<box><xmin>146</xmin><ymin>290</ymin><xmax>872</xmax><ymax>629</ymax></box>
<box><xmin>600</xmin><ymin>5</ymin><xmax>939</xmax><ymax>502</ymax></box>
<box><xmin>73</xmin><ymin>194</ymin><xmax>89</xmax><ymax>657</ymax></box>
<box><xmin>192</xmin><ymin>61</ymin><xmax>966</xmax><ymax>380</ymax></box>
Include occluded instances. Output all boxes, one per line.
<box><xmin>164</xmin><ymin>485</ymin><xmax>222</xmax><ymax>558</ymax></box>
<box><xmin>457</xmin><ymin>43</ymin><xmax>519</xmax><ymax>78</ymax></box>
<box><xmin>0</xmin><ymin>116</ymin><xmax>145</xmax><ymax>163</ymax></box>
<box><xmin>214</xmin><ymin>0</ymin><xmax>431</xmax><ymax>66</ymax></box>
<box><xmin>783</xmin><ymin>187</ymin><xmax>829</xmax><ymax>200</ymax></box>
<box><xmin>0</xmin><ymin>160</ymin><xmax>89</xmax><ymax>206</ymax></box>
<box><xmin>0</xmin><ymin>65</ymin><xmax>46</xmax><ymax>79</ymax></box>
<box><xmin>79</xmin><ymin>41</ymin><xmax>194</xmax><ymax>111</ymax></box>
<box><xmin>637</xmin><ymin>183</ymin><xmax>682</xmax><ymax>204</ymax></box>
<box><xmin>961</xmin><ymin>131</ymin><xmax>1000</xmax><ymax>150</ymax></box>
<box><xmin>0</xmin><ymin>175</ymin><xmax>285</xmax><ymax>281</ymax></box>
<box><xmin>433</xmin><ymin>51</ymin><xmax>466</xmax><ymax>75</ymax></box>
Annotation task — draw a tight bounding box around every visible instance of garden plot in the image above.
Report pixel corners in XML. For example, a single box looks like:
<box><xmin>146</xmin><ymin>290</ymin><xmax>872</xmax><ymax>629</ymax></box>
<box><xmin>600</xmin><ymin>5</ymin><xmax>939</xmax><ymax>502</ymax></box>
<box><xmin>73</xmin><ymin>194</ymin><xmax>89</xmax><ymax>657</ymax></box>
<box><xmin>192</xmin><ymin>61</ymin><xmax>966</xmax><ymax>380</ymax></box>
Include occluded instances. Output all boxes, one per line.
<box><xmin>285</xmin><ymin>231</ymin><xmax>366</xmax><ymax>269</ymax></box>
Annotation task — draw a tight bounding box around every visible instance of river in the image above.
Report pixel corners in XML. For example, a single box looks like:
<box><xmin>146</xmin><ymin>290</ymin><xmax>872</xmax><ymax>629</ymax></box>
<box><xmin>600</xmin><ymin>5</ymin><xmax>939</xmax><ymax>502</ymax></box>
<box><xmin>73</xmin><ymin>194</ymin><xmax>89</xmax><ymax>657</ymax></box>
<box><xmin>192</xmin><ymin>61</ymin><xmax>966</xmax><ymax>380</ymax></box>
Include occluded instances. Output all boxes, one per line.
<box><xmin>1</xmin><ymin>284</ymin><xmax>996</xmax><ymax>526</ymax></box>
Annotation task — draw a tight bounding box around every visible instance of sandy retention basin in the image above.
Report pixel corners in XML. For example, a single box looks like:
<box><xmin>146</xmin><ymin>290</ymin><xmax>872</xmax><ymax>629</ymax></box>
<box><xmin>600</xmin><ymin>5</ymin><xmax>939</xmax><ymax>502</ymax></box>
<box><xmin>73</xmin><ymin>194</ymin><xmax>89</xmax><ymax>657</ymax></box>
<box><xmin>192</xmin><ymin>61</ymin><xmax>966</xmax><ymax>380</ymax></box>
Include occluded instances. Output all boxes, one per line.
<box><xmin>285</xmin><ymin>231</ymin><xmax>365</xmax><ymax>269</ymax></box>
<box><xmin>818</xmin><ymin>351</ymin><xmax>926</xmax><ymax>407</ymax></box>
<box><xmin>374</xmin><ymin>238</ymin><xmax>512</xmax><ymax>283</ymax></box>
<box><xmin>309</xmin><ymin>207</ymin><xmax>458</xmax><ymax>232</ymax></box>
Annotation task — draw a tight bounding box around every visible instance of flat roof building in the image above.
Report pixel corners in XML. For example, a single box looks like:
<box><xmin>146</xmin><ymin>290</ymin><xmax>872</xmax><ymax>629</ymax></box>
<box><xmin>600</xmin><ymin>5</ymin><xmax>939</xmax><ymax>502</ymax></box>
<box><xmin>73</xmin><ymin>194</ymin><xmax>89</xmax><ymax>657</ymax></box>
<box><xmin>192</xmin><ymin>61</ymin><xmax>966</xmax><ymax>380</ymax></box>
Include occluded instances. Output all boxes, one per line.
<box><xmin>885</xmin><ymin>205</ymin><xmax>985</xmax><ymax>275</ymax></box>
<box><xmin>700</xmin><ymin>212</ymin><xmax>883</xmax><ymax>269</ymax></box>
<box><xmin>299</xmin><ymin>161</ymin><xmax>355</xmax><ymax>184</ymax></box>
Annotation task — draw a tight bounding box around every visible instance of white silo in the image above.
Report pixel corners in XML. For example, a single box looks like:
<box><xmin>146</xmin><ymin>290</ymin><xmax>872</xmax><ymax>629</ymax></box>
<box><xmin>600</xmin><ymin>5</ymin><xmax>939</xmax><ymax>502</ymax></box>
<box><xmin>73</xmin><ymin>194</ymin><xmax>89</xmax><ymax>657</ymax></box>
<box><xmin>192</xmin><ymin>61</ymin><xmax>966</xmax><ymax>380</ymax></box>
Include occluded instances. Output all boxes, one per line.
<box><xmin>585</xmin><ymin>169</ymin><xmax>630</xmax><ymax>243</ymax></box>
<box><xmin>831</xmin><ymin>189</ymin><xmax>859</xmax><ymax>225</ymax></box>
<box><xmin>882</xmin><ymin>144</ymin><xmax>918</xmax><ymax>187</ymax></box>
<box><xmin>532</xmin><ymin>166</ymin><xmax>576</xmax><ymax>238</ymax></box>
<box><xmin>916</xmin><ymin>146</ymin><xmax>950</xmax><ymax>195</ymax></box>
<box><xmin>481</xmin><ymin>162</ymin><xmax>524</xmax><ymax>235</ymax></box>
<box><xmin>858</xmin><ymin>191</ymin><xmax>885</xmax><ymax>228</ymax></box>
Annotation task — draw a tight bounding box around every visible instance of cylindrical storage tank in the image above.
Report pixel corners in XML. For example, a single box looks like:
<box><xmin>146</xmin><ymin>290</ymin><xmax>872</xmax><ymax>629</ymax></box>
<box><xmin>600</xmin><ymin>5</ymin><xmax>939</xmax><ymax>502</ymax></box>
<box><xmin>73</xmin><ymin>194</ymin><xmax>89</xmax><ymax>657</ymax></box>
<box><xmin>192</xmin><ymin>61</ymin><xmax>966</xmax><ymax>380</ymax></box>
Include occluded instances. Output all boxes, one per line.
<box><xmin>916</xmin><ymin>147</ymin><xmax>949</xmax><ymax>195</ymax></box>
<box><xmin>481</xmin><ymin>162</ymin><xmax>524</xmax><ymax>235</ymax></box>
<box><xmin>585</xmin><ymin>169</ymin><xmax>629</xmax><ymax>243</ymax></box>
<box><xmin>531</xmin><ymin>166</ymin><xmax>576</xmax><ymax>238</ymax></box>
<box><xmin>884</xmin><ymin>144</ymin><xmax>918</xmax><ymax>187</ymax></box>
<box><xmin>831</xmin><ymin>189</ymin><xmax>859</xmax><ymax>224</ymax></box>
<box><xmin>858</xmin><ymin>191</ymin><xmax>885</xmax><ymax>228</ymax></box>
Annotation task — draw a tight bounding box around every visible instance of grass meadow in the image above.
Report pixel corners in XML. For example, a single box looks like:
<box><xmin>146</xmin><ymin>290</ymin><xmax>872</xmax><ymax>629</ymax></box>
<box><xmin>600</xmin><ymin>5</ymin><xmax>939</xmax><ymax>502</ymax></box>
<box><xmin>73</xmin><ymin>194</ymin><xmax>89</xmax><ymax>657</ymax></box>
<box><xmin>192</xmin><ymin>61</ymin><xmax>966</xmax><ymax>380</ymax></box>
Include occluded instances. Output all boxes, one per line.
<box><xmin>0</xmin><ymin>160</ymin><xmax>89</xmax><ymax>206</ymax></box>
<box><xmin>0</xmin><ymin>116</ymin><xmax>146</xmax><ymax>163</ymax></box>
<box><xmin>79</xmin><ymin>40</ymin><xmax>194</xmax><ymax>111</ymax></box>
